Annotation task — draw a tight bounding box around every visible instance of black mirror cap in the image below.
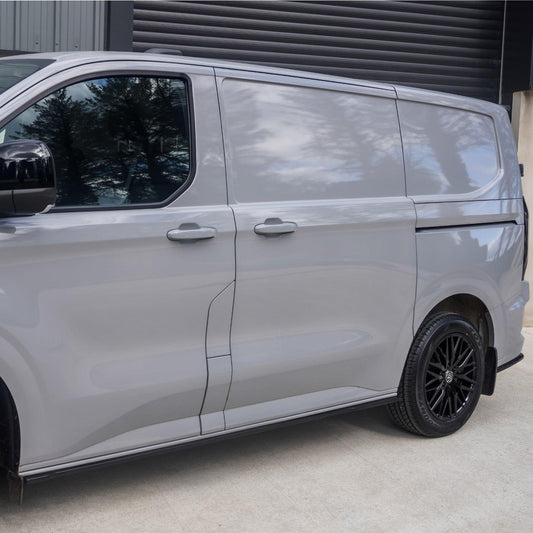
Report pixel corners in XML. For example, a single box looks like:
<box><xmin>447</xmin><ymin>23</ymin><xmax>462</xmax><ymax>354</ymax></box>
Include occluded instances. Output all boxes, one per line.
<box><xmin>0</xmin><ymin>140</ymin><xmax>56</xmax><ymax>216</ymax></box>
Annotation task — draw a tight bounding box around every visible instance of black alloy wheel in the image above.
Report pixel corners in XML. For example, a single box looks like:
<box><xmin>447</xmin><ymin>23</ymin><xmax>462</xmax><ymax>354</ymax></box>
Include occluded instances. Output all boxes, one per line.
<box><xmin>388</xmin><ymin>313</ymin><xmax>484</xmax><ymax>437</ymax></box>
<box><xmin>424</xmin><ymin>332</ymin><xmax>478</xmax><ymax>420</ymax></box>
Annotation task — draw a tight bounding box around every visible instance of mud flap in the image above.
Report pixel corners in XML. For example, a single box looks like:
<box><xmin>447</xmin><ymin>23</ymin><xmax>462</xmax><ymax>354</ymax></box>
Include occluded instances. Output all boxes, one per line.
<box><xmin>8</xmin><ymin>473</ymin><xmax>24</xmax><ymax>504</ymax></box>
<box><xmin>482</xmin><ymin>347</ymin><xmax>497</xmax><ymax>396</ymax></box>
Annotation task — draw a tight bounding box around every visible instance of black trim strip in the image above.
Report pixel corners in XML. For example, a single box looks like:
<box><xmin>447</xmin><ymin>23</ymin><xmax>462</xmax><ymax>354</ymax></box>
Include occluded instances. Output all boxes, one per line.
<box><xmin>497</xmin><ymin>353</ymin><xmax>524</xmax><ymax>373</ymax></box>
<box><xmin>416</xmin><ymin>220</ymin><xmax>517</xmax><ymax>233</ymax></box>
<box><xmin>21</xmin><ymin>395</ymin><xmax>396</xmax><ymax>485</ymax></box>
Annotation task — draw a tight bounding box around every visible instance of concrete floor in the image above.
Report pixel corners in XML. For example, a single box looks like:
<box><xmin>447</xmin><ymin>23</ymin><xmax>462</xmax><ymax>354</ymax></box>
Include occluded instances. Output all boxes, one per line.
<box><xmin>0</xmin><ymin>334</ymin><xmax>532</xmax><ymax>532</ymax></box>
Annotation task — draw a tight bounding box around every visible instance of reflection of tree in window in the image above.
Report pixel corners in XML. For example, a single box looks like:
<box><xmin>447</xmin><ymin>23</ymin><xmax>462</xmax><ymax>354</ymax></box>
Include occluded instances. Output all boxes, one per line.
<box><xmin>18</xmin><ymin>88</ymin><xmax>97</xmax><ymax>205</ymax></box>
<box><xmin>16</xmin><ymin>76</ymin><xmax>189</xmax><ymax>207</ymax></box>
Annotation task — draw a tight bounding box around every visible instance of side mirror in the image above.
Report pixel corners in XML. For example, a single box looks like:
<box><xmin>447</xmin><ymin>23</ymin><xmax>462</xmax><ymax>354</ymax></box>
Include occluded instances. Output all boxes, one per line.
<box><xmin>0</xmin><ymin>140</ymin><xmax>56</xmax><ymax>216</ymax></box>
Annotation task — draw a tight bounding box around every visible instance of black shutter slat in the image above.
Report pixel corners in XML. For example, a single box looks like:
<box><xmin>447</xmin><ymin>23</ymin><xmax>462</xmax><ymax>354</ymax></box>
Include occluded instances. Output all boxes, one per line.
<box><xmin>134</xmin><ymin>20</ymin><xmax>501</xmax><ymax>59</ymax></box>
<box><xmin>134</xmin><ymin>8</ymin><xmax>500</xmax><ymax>49</ymax></box>
<box><xmin>133</xmin><ymin>34</ymin><xmax>498</xmax><ymax>77</ymax></box>
<box><xmin>134</xmin><ymin>3</ymin><xmax>501</xmax><ymax>39</ymax></box>
<box><xmin>133</xmin><ymin>0</ymin><xmax>503</xmax><ymax>102</ymax></box>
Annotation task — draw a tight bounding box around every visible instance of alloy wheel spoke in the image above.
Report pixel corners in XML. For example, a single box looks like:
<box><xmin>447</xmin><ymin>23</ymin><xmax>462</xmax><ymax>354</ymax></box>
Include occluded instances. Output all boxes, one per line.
<box><xmin>459</xmin><ymin>383</ymin><xmax>472</xmax><ymax>393</ymax></box>
<box><xmin>455</xmin><ymin>373</ymin><xmax>475</xmax><ymax>384</ymax></box>
<box><xmin>426</xmin><ymin>377</ymin><xmax>441</xmax><ymax>389</ymax></box>
<box><xmin>440</xmin><ymin>395</ymin><xmax>451</xmax><ymax>417</ymax></box>
<box><xmin>426</xmin><ymin>369</ymin><xmax>441</xmax><ymax>380</ymax></box>
<box><xmin>436</xmin><ymin>345</ymin><xmax>448</xmax><ymax>366</ymax></box>
<box><xmin>451</xmin><ymin>336</ymin><xmax>461</xmax><ymax>364</ymax></box>
<box><xmin>430</xmin><ymin>388</ymin><xmax>445</xmax><ymax>411</ymax></box>
<box><xmin>456</xmin><ymin>349</ymin><xmax>473</xmax><ymax>370</ymax></box>
<box><xmin>453</xmin><ymin>390</ymin><xmax>459</xmax><ymax>413</ymax></box>
<box><xmin>458</xmin><ymin>387</ymin><xmax>467</xmax><ymax>403</ymax></box>
<box><xmin>425</xmin><ymin>332</ymin><xmax>477</xmax><ymax>420</ymax></box>
<box><xmin>429</xmin><ymin>360</ymin><xmax>445</xmax><ymax>371</ymax></box>
<box><xmin>428</xmin><ymin>384</ymin><xmax>442</xmax><ymax>405</ymax></box>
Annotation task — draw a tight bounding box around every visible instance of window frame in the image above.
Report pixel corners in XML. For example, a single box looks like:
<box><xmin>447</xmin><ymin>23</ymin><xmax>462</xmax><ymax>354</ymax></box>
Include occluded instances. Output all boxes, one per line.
<box><xmin>0</xmin><ymin>68</ymin><xmax>196</xmax><ymax>213</ymax></box>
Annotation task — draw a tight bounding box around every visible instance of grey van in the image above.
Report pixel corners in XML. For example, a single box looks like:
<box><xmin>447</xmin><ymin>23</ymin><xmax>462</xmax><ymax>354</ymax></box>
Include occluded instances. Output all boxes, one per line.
<box><xmin>0</xmin><ymin>52</ymin><xmax>528</xmax><ymax>501</ymax></box>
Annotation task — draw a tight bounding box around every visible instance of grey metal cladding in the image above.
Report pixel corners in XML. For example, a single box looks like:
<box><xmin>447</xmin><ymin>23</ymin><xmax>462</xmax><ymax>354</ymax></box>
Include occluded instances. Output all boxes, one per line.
<box><xmin>0</xmin><ymin>1</ymin><xmax>105</xmax><ymax>53</ymax></box>
<box><xmin>132</xmin><ymin>1</ymin><xmax>504</xmax><ymax>101</ymax></box>
<box><xmin>0</xmin><ymin>2</ymin><xmax>16</xmax><ymax>52</ymax></box>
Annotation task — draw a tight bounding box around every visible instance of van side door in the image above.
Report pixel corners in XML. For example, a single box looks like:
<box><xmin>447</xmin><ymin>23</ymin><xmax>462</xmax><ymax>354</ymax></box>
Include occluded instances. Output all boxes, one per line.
<box><xmin>0</xmin><ymin>61</ymin><xmax>235</xmax><ymax>471</ymax></box>
<box><xmin>216</xmin><ymin>70</ymin><xmax>417</xmax><ymax>428</ymax></box>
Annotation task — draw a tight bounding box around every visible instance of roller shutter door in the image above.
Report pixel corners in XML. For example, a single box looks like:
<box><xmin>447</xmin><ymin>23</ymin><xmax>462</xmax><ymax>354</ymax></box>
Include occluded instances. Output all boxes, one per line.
<box><xmin>133</xmin><ymin>1</ymin><xmax>504</xmax><ymax>102</ymax></box>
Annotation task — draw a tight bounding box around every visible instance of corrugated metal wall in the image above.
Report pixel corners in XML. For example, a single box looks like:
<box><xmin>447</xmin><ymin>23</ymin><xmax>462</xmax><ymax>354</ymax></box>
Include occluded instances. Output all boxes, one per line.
<box><xmin>133</xmin><ymin>0</ymin><xmax>504</xmax><ymax>102</ymax></box>
<box><xmin>0</xmin><ymin>0</ymin><xmax>105</xmax><ymax>53</ymax></box>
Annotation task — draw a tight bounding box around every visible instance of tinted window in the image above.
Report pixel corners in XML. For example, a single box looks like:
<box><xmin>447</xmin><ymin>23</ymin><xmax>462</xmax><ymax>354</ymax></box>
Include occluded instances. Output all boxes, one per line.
<box><xmin>399</xmin><ymin>101</ymin><xmax>499</xmax><ymax>196</ymax></box>
<box><xmin>0</xmin><ymin>76</ymin><xmax>190</xmax><ymax>207</ymax></box>
<box><xmin>221</xmin><ymin>79</ymin><xmax>404</xmax><ymax>202</ymax></box>
<box><xmin>0</xmin><ymin>59</ymin><xmax>54</xmax><ymax>95</ymax></box>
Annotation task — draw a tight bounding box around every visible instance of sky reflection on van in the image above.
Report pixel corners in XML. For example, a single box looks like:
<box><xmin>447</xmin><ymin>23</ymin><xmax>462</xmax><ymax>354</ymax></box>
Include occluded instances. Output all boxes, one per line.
<box><xmin>222</xmin><ymin>80</ymin><xmax>404</xmax><ymax>202</ymax></box>
<box><xmin>399</xmin><ymin>101</ymin><xmax>499</xmax><ymax>196</ymax></box>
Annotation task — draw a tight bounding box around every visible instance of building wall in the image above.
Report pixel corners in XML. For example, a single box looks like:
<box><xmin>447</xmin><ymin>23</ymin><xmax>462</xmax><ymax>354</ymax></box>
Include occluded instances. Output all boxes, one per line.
<box><xmin>0</xmin><ymin>0</ymin><xmax>105</xmax><ymax>53</ymax></box>
<box><xmin>133</xmin><ymin>0</ymin><xmax>504</xmax><ymax>102</ymax></box>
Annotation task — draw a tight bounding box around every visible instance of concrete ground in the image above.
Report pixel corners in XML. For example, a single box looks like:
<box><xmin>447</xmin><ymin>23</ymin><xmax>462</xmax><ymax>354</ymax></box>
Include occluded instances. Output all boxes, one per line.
<box><xmin>0</xmin><ymin>334</ymin><xmax>531</xmax><ymax>533</ymax></box>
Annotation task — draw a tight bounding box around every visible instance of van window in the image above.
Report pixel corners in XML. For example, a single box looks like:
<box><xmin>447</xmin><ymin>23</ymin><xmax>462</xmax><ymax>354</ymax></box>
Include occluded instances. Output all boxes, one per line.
<box><xmin>398</xmin><ymin>101</ymin><xmax>499</xmax><ymax>197</ymax></box>
<box><xmin>0</xmin><ymin>58</ymin><xmax>54</xmax><ymax>95</ymax></box>
<box><xmin>220</xmin><ymin>79</ymin><xmax>404</xmax><ymax>202</ymax></box>
<box><xmin>0</xmin><ymin>76</ymin><xmax>190</xmax><ymax>207</ymax></box>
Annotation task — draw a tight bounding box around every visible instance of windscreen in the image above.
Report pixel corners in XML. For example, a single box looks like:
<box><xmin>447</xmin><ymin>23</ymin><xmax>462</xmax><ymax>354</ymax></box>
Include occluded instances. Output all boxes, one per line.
<box><xmin>0</xmin><ymin>59</ymin><xmax>54</xmax><ymax>95</ymax></box>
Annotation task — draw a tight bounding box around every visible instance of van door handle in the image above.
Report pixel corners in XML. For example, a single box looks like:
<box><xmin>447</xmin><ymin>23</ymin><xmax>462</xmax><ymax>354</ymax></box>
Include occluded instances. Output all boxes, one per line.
<box><xmin>254</xmin><ymin>218</ymin><xmax>298</xmax><ymax>236</ymax></box>
<box><xmin>167</xmin><ymin>223</ymin><xmax>217</xmax><ymax>241</ymax></box>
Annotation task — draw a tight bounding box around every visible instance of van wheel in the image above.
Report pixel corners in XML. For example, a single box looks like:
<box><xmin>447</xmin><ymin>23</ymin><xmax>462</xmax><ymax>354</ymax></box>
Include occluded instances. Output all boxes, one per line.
<box><xmin>388</xmin><ymin>313</ymin><xmax>484</xmax><ymax>437</ymax></box>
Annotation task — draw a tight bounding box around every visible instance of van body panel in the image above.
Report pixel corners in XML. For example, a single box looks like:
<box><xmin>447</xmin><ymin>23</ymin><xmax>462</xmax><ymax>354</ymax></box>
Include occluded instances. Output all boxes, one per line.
<box><xmin>18</xmin><ymin>391</ymin><xmax>397</xmax><ymax>479</ymax></box>
<box><xmin>398</xmin><ymin>100</ymin><xmax>500</xmax><ymax>197</ymax></box>
<box><xmin>0</xmin><ymin>52</ymin><xmax>395</xmax><ymax>114</ymax></box>
<box><xmin>205</xmin><ymin>282</ymin><xmax>234</xmax><ymax>358</ymax></box>
<box><xmin>402</xmin><ymin>85</ymin><xmax>526</xmax><ymax>369</ymax></box>
<box><xmin>395</xmin><ymin>85</ymin><xmax>511</xmax><ymax>115</ymax></box>
<box><xmin>0</xmin><ymin>52</ymin><xmax>526</xmax><ymax>482</ymax></box>
<box><xmin>224</xmin><ymin>387</ymin><xmax>398</xmax><ymax>430</ymax></box>
<box><xmin>19</xmin><ymin>416</ymin><xmax>200</xmax><ymax>474</ymax></box>
<box><xmin>0</xmin><ymin>63</ymin><xmax>236</xmax><ymax>469</ymax></box>
<box><xmin>214</xmin><ymin>67</ymin><xmax>396</xmax><ymax>99</ymax></box>
<box><xmin>217</xmin><ymin>74</ymin><xmax>405</xmax><ymax>203</ymax></box>
<box><xmin>2</xmin><ymin>205</ymin><xmax>235</xmax><ymax>468</ymax></box>
<box><xmin>224</xmin><ymin>198</ymin><xmax>416</xmax><ymax>410</ymax></box>
<box><xmin>414</xmin><ymin>224</ymin><xmax>526</xmax><ymax>362</ymax></box>
<box><xmin>217</xmin><ymin>68</ymin><xmax>415</xmax><ymax>426</ymax></box>
<box><xmin>414</xmin><ymin>199</ymin><xmax>523</xmax><ymax>228</ymax></box>
<box><xmin>199</xmin><ymin>354</ymin><xmax>232</xmax><ymax>434</ymax></box>
<box><xmin>397</xmin><ymin>100</ymin><xmax>520</xmax><ymax>202</ymax></box>
<box><xmin>492</xmin><ymin>280</ymin><xmax>529</xmax><ymax>367</ymax></box>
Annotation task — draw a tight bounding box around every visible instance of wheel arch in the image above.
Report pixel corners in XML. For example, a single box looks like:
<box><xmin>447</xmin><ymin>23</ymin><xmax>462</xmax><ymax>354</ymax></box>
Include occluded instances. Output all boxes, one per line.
<box><xmin>423</xmin><ymin>294</ymin><xmax>494</xmax><ymax>351</ymax></box>
<box><xmin>0</xmin><ymin>332</ymin><xmax>50</xmax><ymax>471</ymax></box>
<box><xmin>389</xmin><ymin>312</ymin><xmax>486</xmax><ymax>437</ymax></box>
<box><xmin>416</xmin><ymin>293</ymin><xmax>497</xmax><ymax>396</ymax></box>
<box><xmin>0</xmin><ymin>376</ymin><xmax>20</xmax><ymax>476</ymax></box>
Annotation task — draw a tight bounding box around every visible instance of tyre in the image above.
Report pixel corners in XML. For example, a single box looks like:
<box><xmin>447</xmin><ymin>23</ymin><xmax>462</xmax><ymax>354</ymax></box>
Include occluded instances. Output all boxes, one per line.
<box><xmin>388</xmin><ymin>313</ymin><xmax>484</xmax><ymax>437</ymax></box>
